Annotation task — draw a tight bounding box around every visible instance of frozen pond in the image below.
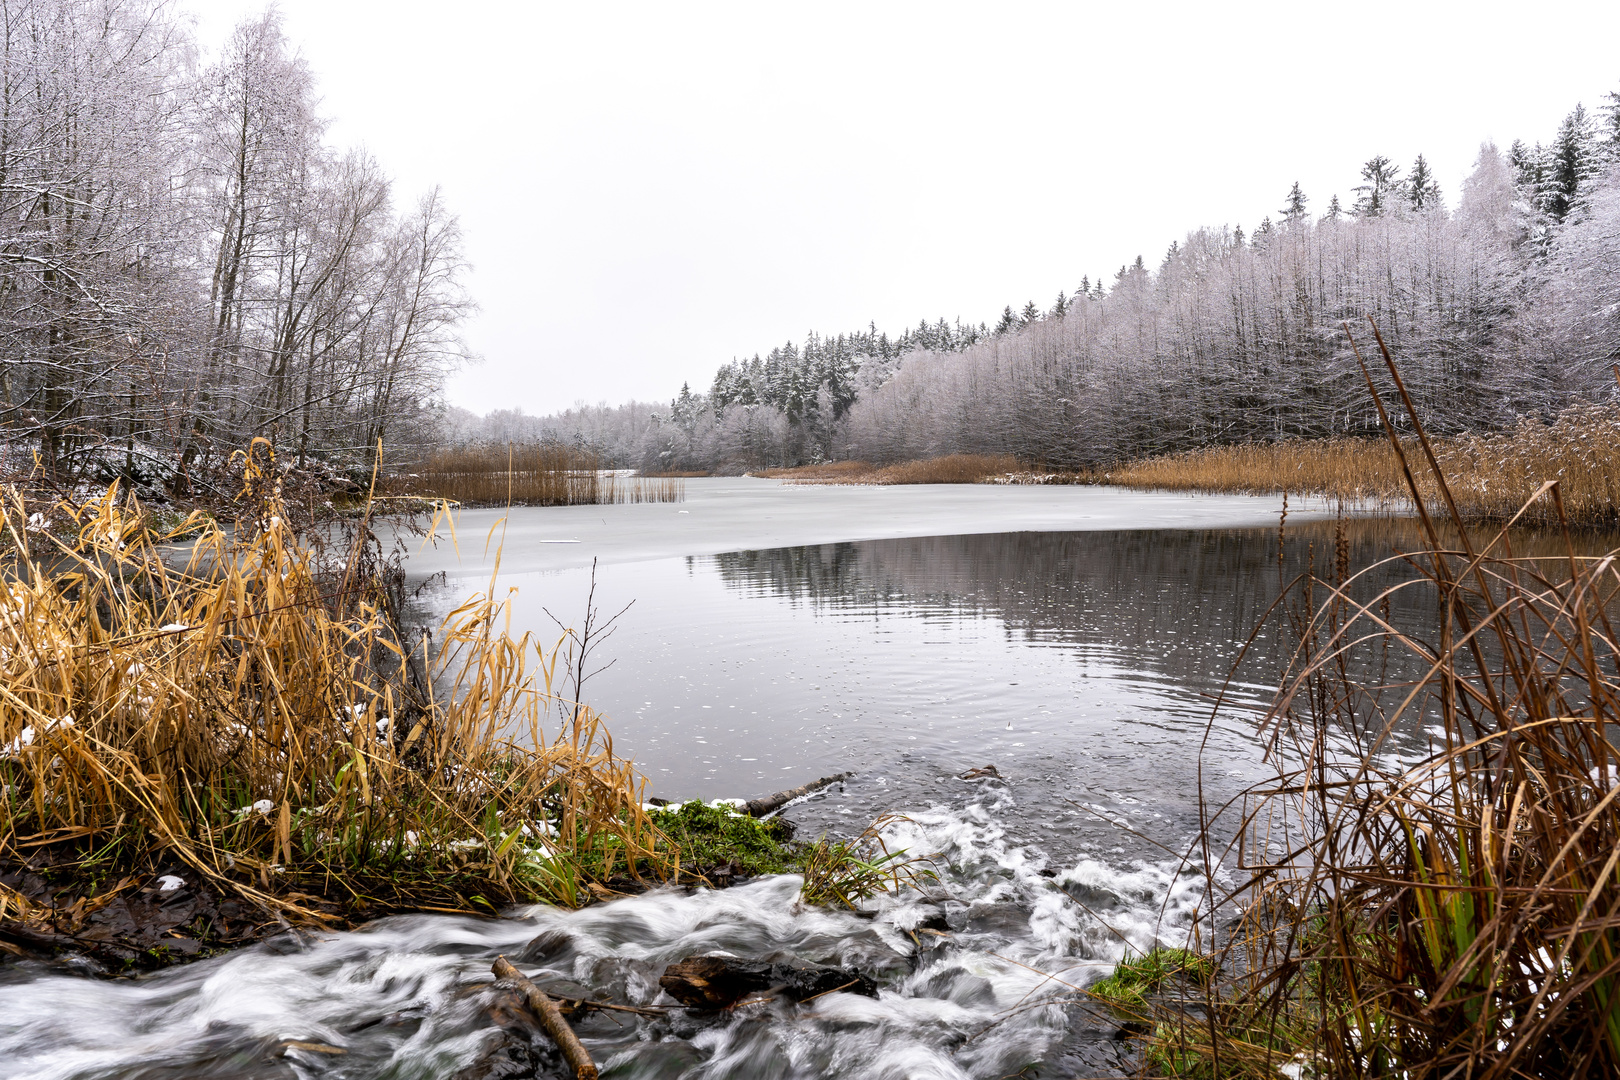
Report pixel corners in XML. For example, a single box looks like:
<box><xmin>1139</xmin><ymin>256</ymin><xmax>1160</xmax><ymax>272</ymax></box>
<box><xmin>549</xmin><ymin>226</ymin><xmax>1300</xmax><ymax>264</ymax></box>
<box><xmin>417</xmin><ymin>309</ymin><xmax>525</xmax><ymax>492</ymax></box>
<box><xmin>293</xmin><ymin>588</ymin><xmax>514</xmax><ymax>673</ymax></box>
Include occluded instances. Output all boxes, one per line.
<box><xmin>399</xmin><ymin>476</ymin><xmax>1340</xmax><ymax>576</ymax></box>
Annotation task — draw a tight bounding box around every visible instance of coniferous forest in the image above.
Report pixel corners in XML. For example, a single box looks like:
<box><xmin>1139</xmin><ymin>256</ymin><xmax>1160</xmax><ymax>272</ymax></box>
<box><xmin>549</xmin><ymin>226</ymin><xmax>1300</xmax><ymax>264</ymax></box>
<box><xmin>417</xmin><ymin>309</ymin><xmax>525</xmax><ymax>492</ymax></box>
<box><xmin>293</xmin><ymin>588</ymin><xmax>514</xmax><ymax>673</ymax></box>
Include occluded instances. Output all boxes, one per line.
<box><xmin>463</xmin><ymin>89</ymin><xmax>1620</xmax><ymax>475</ymax></box>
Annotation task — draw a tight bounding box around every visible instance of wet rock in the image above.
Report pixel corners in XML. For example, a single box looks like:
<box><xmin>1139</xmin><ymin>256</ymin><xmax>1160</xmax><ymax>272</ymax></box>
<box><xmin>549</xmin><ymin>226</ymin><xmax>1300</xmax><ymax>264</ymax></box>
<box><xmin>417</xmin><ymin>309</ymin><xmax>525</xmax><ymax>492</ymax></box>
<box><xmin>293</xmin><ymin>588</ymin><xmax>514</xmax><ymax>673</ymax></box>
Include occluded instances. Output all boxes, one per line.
<box><xmin>658</xmin><ymin>955</ymin><xmax>877</xmax><ymax>1009</ymax></box>
<box><xmin>518</xmin><ymin>929</ymin><xmax>576</xmax><ymax>963</ymax></box>
<box><xmin>959</xmin><ymin>764</ymin><xmax>1001</xmax><ymax>781</ymax></box>
<box><xmin>961</xmin><ymin>901</ymin><xmax>1034</xmax><ymax>936</ymax></box>
<box><xmin>918</xmin><ymin>968</ymin><xmax>998</xmax><ymax>1008</ymax></box>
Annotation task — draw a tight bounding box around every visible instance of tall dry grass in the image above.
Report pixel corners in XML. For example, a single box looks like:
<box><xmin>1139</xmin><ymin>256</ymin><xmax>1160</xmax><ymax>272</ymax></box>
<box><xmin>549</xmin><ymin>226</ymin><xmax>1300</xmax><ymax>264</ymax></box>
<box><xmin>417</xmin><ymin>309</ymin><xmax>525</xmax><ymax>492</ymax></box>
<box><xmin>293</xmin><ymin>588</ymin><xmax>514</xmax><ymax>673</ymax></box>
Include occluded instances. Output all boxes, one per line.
<box><xmin>0</xmin><ymin>441</ymin><xmax>671</xmax><ymax>924</ymax></box>
<box><xmin>391</xmin><ymin>444</ymin><xmax>684</xmax><ymax>507</ymax></box>
<box><xmin>1106</xmin><ymin>438</ymin><xmax>1410</xmax><ymax>507</ymax></box>
<box><xmin>756</xmin><ymin>453</ymin><xmax>1021</xmax><ymax>485</ymax></box>
<box><xmin>1108</xmin><ymin>401</ymin><xmax>1620</xmax><ymax>528</ymax></box>
<box><xmin>1149</xmin><ymin>325</ymin><xmax>1620</xmax><ymax>1077</ymax></box>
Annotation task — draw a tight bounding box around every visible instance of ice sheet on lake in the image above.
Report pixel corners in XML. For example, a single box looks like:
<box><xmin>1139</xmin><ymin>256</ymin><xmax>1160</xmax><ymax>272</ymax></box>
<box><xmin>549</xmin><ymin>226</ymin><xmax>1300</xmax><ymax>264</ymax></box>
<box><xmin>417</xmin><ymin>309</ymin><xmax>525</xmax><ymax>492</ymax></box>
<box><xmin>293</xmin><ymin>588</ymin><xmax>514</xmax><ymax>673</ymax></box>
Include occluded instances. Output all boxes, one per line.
<box><xmin>399</xmin><ymin>477</ymin><xmax>1336</xmax><ymax>576</ymax></box>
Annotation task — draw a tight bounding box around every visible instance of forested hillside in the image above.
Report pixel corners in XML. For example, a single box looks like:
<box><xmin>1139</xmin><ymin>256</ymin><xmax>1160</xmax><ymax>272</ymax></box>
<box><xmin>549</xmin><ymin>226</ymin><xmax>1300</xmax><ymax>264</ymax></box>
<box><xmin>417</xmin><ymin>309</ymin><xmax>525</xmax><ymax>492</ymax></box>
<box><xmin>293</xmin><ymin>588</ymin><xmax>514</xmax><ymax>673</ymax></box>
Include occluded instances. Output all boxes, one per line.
<box><xmin>441</xmin><ymin>319</ymin><xmax>987</xmax><ymax>470</ymax></box>
<box><xmin>0</xmin><ymin>0</ymin><xmax>470</xmax><ymax>492</ymax></box>
<box><xmin>491</xmin><ymin>89</ymin><xmax>1620</xmax><ymax>473</ymax></box>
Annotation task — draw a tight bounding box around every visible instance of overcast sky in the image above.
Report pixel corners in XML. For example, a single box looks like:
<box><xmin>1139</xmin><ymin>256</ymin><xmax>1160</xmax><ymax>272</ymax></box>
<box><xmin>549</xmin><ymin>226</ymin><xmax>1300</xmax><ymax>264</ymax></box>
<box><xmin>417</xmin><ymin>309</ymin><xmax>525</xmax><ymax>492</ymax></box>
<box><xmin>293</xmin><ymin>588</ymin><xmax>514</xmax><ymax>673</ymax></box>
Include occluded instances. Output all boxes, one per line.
<box><xmin>183</xmin><ymin>0</ymin><xmax>1620</xmax><ymax>417</ymax></box>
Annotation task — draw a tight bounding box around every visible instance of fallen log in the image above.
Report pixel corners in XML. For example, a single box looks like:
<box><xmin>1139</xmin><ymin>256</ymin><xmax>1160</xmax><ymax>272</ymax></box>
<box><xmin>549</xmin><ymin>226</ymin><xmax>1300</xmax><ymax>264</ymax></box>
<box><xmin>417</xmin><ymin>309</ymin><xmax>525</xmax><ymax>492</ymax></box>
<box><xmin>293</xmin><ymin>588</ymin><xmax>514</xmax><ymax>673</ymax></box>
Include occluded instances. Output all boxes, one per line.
<box><xmin>743</xmin><ymin>772</ymin><xmax>852</xmax><ymax>817</ymax></box>
<box><xmin>658</xmin><ymin>955</ymin><xmax>877</xmax><ymax>1009</ymax></box>
<box><xmin>491</xmin><ymin>956</ymin><xmax>598</xmax><ymax>1080</ymax></box>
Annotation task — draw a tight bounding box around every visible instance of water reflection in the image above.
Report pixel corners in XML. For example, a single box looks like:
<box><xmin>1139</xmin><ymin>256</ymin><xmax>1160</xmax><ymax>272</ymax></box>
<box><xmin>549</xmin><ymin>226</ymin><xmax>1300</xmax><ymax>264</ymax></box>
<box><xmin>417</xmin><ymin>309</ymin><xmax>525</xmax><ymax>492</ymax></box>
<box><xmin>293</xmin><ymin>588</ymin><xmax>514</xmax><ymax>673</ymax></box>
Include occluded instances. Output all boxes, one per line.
<box><xmin>710</xmin><ymin>520</ymin><xmax>1452</xmax><ymax>715</ymax></box>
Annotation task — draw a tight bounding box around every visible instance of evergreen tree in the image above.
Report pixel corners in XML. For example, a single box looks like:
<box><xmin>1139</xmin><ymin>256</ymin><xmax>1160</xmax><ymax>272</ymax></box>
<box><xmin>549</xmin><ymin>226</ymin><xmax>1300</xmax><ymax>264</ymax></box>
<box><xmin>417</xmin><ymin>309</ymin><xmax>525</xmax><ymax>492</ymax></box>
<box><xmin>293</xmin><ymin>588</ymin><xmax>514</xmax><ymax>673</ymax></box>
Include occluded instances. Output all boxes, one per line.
<box><xmin>1353</xmin><ymin>155</ymin><xmax>1404</xmax><ymax>216</ymax></box>
<box><xmin>1232</xmin><ymin>224</ymin><xmax>1245</xmax><ymax>246</ymax></box>
<box><xmin>1510</xmin><ymin>140</ymin><xmax>1545</xmax><ymax>196</ymax></box>
<box><xmin>1603</xmin><ymin>86</ymin><xmax>1620</xmax><ymax>159</ymax></box>
<box><xmin>1051</xmin><ymin>290</ymin><xmax>1069</xmax><ymax>318</ymax></box>
<box><xmin>995</xmin><ymin>305</ymin><xmax>1018</xmax><ymax>335</ymax></box>
<box><xmin>1281</xmin><ymin>181</ymin><xmax>1308</xmax><ymax>222</ymax></box>
<box><xmin>1252</xmin><ymin>216</ymin><xmax>1275</xmax><ymax>244</ymax></box>
<box><xmin>1020</xmin><ymin>300</ymin><xmax>1041</xmax><ymax>326</ymax></box>
<box><xmin>1544</xmin><ymin>104</ymin><xmax>1599</xmax><ymax>224</ymax></box>
<box><xmin>1325</xmin><ymin>193</ymin><xmax>1343</xmax><ymax>221</ymax></box>
<box><xmin>1409</xmin><ymin>153</ymin><xmax>1442</xmax><ymax>210</ymax></box>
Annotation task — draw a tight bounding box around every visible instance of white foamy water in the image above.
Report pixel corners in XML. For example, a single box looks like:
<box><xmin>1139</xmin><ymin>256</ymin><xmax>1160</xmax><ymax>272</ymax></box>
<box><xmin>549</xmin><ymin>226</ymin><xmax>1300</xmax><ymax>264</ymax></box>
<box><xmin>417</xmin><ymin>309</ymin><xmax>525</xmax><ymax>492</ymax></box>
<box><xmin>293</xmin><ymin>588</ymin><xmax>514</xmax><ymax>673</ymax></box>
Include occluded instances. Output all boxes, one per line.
<box><xmin>0</xmin><ymin>786</ymin><xmax>1205</xmax><ymax>1079</ymax></box>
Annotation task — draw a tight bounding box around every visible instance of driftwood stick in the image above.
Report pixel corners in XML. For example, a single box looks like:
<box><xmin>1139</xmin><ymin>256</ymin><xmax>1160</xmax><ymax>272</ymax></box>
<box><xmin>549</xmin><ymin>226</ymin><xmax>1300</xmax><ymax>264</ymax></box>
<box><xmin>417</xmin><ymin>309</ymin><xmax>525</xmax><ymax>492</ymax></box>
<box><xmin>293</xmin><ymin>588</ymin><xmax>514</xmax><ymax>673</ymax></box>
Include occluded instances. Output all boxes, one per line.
<box><xmin>743</xmin><ymin>772</ymin><xmax>851</xmax><ymax>817</ymax></box>
<box><xmin>492</xmin><ymin>956</ymin><xmax>599</xmax><ymax>1080</ymax></box>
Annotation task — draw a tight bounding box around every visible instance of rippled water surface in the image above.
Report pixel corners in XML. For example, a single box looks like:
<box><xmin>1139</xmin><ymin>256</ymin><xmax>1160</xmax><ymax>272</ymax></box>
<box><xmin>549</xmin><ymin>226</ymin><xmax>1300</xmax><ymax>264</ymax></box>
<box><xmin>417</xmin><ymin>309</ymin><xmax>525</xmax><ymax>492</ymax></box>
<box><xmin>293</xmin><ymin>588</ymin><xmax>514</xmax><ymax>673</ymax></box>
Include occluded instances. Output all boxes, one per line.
<box><xmin>411</xmin><ymin>518</ymin><xmax>1442</xmax><ymax>842</ymax></box>
<box><xmin>6</xmin><ymin>491</ymin><xmax>1465</xmax><ymax>1080</ymax></box>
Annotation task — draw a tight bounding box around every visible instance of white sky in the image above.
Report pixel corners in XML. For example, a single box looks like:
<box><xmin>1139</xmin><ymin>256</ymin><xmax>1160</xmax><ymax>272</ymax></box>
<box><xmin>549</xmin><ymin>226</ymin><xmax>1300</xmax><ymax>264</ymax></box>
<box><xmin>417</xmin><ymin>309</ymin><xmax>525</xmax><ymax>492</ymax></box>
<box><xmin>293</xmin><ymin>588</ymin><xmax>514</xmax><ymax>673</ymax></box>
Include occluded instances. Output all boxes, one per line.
<box><xmin>181</xmin><ymin>0</ymin><xmax>1620</xmax><ymax>416</ymax></box>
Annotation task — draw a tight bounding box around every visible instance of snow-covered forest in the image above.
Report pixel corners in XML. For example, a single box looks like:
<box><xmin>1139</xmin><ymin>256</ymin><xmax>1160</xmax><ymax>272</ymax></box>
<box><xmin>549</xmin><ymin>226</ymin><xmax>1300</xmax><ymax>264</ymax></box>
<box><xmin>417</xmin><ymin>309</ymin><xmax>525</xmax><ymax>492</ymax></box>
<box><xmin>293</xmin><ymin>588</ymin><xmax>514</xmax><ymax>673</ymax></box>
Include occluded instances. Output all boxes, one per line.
<box><xmin>0</xmin><ymin>0</ymin><xmax>470</xmax><ymax>487</ymax></box>
<box><xmin>15</xmin><ymin>0</ymin><xmax>1615</xmax><ymax>484</ymax></box>
<box><xmin>489</xmin><ymin>90</ymin><xmax>1620</xmax><ymax>473</ymax></box>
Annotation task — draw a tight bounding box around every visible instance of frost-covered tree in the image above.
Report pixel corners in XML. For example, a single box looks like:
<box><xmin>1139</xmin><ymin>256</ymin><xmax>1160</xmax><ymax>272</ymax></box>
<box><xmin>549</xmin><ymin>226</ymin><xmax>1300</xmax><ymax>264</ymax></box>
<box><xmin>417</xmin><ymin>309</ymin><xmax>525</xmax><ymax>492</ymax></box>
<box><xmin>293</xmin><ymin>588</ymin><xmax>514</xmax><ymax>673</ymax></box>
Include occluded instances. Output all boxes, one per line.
<box><xmin>1409</xmin><ymin>154</ymin><xmax>1442</xmax><ymax>211</ymax></box>
<box><xmin>1281</xmin><ymin>182</ymin><xmax>1309</xmax><ymax>222</ymax></box>
<box><xmin>1510</xmin><ymin>140</ymin><xmax>1545</xmax><ymax>193</ymax></box>
<box><xmin>1354</xmin><ymin>155</ymin><xmax>1404</xmax><ymax>217</ymax></box>
<box><xmin>1541</xmin><ymin>169</ymin><xmax>1620</xmax><ymax>386</ymax></box>
<box><xmin>1542</xmin><ymin>104</ymin><xmax>1601</xmax><ymax>224</ymax></box>
<box><xmin>0</xmin><ymin>0</ymin><xmax>197</xmax><ymax>469</ymax></box>
<box><xmin>1458</xmin><ymin>143</ymin><xmax>1524</xmax><ymax>248</ymax></box>
<box><xmin>0</xmin><ymin>1</ymin><xmax>472</xmax><ymax>481</ymax></box>
<box><xmin>463</xmin><ymin>88</ymin><xmax>1620</xmax><ymax>477</ymax></box>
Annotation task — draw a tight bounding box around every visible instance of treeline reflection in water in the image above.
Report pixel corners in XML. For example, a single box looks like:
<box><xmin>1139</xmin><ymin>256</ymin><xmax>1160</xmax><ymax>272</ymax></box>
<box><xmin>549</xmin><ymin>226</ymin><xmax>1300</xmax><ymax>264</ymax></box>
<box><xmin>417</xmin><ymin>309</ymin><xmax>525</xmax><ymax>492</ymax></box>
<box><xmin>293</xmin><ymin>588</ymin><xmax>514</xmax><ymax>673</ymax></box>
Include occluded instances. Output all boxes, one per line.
<box><xmin>709</xmin><ymin>517</ymin><xmax>1620</xmax><ymax>757</ymax></box>
<box><xmin>708</xmin><ymin>520</ymin><xmax>1456</xmax><ymax>701</ymax></box>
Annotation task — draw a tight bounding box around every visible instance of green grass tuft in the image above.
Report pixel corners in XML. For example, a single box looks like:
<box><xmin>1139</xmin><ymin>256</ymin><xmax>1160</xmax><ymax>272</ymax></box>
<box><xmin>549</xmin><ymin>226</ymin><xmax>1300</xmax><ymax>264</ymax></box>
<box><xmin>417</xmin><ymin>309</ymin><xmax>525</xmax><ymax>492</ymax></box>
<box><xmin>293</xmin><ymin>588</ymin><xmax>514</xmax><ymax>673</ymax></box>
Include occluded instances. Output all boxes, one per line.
<box><xmin>1090</xmin><ymin>947</ymin><xmax>1215</xmax><ymax>1014</ymax></box>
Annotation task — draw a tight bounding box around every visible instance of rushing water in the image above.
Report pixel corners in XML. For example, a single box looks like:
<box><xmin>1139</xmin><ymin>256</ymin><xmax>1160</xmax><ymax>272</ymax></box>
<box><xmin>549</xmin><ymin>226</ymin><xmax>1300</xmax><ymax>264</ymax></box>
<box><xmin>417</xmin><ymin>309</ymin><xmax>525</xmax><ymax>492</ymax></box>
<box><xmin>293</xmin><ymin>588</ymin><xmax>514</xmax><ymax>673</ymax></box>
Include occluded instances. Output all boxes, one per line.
<box><xmin>4</xmin><ymin>487</ymin><xmax>1462</xmax><ymax>1080</ymax></box>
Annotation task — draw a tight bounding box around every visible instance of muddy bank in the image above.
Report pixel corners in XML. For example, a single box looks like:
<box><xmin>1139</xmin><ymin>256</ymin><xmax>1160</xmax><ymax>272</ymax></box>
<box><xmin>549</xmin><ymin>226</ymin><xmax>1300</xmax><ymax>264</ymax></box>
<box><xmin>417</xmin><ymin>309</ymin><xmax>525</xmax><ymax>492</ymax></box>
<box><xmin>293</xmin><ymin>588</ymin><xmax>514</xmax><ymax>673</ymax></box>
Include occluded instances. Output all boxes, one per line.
<box><xmin>0</xmin><ymin>776</ymin><xmax>854</xmax><ymax>975</ymax></box>
<box><xmin>0</xmin><ymin>862</ymin><xmax>301</xmax><ymax>973</ymax></box>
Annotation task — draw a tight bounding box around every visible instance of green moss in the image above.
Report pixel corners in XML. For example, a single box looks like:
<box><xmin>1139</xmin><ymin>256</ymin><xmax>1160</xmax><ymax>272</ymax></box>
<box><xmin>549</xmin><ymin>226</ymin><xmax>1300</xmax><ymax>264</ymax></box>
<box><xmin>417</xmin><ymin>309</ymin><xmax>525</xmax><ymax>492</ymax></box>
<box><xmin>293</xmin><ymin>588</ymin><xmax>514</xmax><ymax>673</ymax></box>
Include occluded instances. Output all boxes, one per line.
<box><xmin>648</xmin><ymin>801</ymin><xmax>803</xmax><ymax>878</ymax></box>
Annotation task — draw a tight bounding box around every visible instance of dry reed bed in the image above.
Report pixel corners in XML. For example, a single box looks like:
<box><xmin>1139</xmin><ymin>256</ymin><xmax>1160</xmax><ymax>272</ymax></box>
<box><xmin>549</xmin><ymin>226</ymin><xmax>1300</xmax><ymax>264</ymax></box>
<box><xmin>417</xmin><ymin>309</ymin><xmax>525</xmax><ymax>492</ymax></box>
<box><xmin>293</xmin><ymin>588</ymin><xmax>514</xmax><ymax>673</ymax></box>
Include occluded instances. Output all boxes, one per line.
<box><xmin>1108</xmin><ymin>402</ymin><xmax>1620</xmax><ymax>528</ymax></box>
<box><xmin>1149</xmin><ymin>329</ymin><xmax>1620</xmax><ymax>1077</ymax></box>
<box><xmin>390</xmin><ymin>445</ymin><xmax>684</xmax><ymax>506</ymax></box>
<box><xmin>755</xmin><ymin>453</ymin><xmax>1021</xmax><ymax>485</ymax></box>
<box><xmin>0</xmin><ymin>443</ymin><xmax>670</xmax><ymax>929</ymax></box>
